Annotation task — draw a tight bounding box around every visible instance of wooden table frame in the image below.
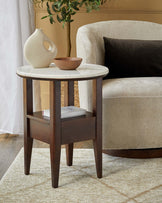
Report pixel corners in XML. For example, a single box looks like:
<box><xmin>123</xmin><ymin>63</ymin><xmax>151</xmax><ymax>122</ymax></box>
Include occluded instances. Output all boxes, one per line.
<box><xmin>23</xmin><ymin>77</ymin><xmax>102</xmax><ymax>188</ymax></box>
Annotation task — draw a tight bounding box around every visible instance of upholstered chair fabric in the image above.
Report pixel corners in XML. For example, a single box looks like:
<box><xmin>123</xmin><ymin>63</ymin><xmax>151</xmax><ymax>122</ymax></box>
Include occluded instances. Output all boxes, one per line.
<box><xmin>76</xmin><ymin>20</ymin><xmax>162</xmax><ymax>149</ymax></box>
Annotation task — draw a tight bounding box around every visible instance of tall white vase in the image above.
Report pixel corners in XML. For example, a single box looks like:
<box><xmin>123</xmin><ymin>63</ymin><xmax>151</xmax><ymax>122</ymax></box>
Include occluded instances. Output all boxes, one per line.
<box><xmin>24</xmin><ymin>29</ymin><xmax>57</xmax><ymax>68</ymax></box>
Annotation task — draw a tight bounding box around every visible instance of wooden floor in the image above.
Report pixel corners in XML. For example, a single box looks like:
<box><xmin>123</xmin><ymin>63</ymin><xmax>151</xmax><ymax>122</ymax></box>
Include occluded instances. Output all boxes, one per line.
<box><xmin>0</xmin><ymin>134</ymin><xmax>92</xmax><ymax>180</ymax></box>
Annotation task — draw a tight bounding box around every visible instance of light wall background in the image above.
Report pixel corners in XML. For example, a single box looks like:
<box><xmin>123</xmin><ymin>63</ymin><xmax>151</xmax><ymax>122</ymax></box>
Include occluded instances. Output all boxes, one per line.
<box><xmin>35</xmin><ymin>0</ymin><xmax>162</xmax><ymax>109</ymax></box>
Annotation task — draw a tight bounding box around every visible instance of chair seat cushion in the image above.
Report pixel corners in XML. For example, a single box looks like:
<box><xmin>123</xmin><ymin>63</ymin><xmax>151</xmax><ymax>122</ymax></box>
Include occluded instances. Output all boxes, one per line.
<box><xmin>103</xmin><ymin>77</ymin><xmax>162</xmax><ymax>98</ymax></box>
<box><xmin>103</xmin><ymin>37</ymin><xmax>162</xmax><ymax>79</ymax></box>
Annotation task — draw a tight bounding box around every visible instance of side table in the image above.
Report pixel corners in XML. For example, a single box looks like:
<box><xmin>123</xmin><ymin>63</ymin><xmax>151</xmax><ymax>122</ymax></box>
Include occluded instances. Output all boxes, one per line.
<box><xmin>17</xmin><ymin>63</ymin><xmax>108</xmax><ymax>188</ymax></box>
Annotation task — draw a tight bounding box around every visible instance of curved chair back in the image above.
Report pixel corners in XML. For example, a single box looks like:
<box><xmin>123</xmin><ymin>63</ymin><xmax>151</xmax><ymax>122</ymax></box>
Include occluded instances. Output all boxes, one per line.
<box><xmin>76</xmin><ymin>20</ymin><xmax>162</xmax><ymax>65</ymax></box>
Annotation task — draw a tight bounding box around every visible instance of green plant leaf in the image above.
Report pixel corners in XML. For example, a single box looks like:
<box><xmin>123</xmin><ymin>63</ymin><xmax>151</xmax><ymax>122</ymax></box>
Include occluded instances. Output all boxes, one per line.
<box><xmin>62</xmin><ymin>6</ymin><xmax>66</xmax><ymax>14</ymax></box>
<box><xmin>32</xmin><ymin>0</ymin><xmax>105</xmax><ymax>25</ymax></box>
<box><xmin>46</xmin><ymin>2</ymin><xmax>52</xmax><ymax>15</ymax></box>
<box><xmin>61</xmin><ymin>12</ymin><xmax>66</xmax><ymax>19</ymax></box>
<box><xmin>71</xmin><ymin>2</ymin><xmax>80</xmax><ymax>11</ymax></box>
<box><xmin>52</xmin><ymin>4</ymin><xmax>59</xmax><ymax>12</ymax></box>
<box><xmin>57</xmin><ymin>15</ymin><xmax>62</xmax><ymax>23</ymax></box>
<box><xmin>72</xmin><ymin>6</ymin><xmax>79</xmax><ymax>11</ymax></box>
<box><xmin>41</xmin><ymin>15</ymin><xmax>48</xmax><ymax>19</ymax></box>
<box><xmin>49</xmin><ymin>16</ymin><xmax>55</xmax><ymax>24</ymax></box>
<box><xmin>71</xmin><ymin>11</ymin><xmax>76</xmax><ymax>15</ymax></box>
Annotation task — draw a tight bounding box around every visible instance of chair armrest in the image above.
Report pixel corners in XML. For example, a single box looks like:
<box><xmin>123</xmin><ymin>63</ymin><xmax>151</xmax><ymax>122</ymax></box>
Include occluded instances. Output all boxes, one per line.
<box><xmin>78</xmin><ymin>80</ymin><xmax>93</xmax><ymax>112</ymax></box>
<box><xmin>76</xmin><ymin>27</ymin><xmax>98</xmax><ymax>111</ymax></box>
<box><xmin>76</xmin><ymin>27</ymin><xmax>97</xmax><ymax>64</ymax></box>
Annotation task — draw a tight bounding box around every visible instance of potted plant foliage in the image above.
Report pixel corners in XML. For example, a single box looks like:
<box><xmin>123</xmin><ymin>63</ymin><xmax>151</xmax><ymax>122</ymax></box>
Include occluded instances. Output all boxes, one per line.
<box><xmin>32</xmin><ymin>0</ymin><xmax>107</xmax><ymax>57</ymax></box>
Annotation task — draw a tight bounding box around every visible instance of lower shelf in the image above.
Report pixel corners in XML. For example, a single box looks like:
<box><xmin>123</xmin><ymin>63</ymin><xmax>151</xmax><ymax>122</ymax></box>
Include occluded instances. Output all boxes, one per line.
<box><xmin>27</xmin><ymin>111</ymin><xmax>96</xmax><ymax>145</ymax></box>
<box><xmin>27</xmin><ymin>111</ymin><xmax>93</xmax><ymax>123</ymax></box>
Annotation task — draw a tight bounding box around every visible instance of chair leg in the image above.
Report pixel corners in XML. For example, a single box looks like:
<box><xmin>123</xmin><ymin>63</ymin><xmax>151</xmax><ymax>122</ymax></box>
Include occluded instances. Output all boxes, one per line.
<box><xmin>24</xmin><ymin>136</ymin><xmax>33</xmax><ymax>175</ymax></box>
<box><xmin>66</xmin><ymin>143</ymin><xmax>74</xmax><ymax>166</ymax></box>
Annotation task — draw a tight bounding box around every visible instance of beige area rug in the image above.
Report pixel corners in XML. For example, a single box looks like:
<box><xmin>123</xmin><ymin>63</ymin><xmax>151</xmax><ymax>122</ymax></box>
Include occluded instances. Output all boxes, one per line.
<box><xmin>0</xmin><ymin>149</ymin><xmax>161</xmax><ymax>203</ymax></box>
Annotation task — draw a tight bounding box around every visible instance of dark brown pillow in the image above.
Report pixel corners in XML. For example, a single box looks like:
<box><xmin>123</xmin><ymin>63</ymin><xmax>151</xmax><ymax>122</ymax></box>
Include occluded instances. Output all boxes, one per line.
<box><xmin>103</xmin><ymin>37</ymin><xmax>162</xmax><ymax>79</ymax></box>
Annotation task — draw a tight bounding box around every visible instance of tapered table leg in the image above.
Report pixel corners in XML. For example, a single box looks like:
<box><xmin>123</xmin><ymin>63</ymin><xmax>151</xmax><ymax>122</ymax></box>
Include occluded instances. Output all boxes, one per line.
<box><xmin>23</xmin><ymin>78</ymin><xmax>33</xmax><ymax>175</ymax></box>
<box><xmin>50</xmin><ymin>81</ymin><xmax>61</xmax><ymax>188</ymax></box>
<box><xmin>93</xmin><ymin>77</ymin><xmax>102</xmax><ymax>178</ymax></box>
<box><xmin>64</xmin><ymin>81</ymin><xmax>74</xmax><ymax>166</ymax></box>
<box><xmin>66</xmin><ymin>143</ymin><xmax>74</xmax><ymax>166</ymax></box>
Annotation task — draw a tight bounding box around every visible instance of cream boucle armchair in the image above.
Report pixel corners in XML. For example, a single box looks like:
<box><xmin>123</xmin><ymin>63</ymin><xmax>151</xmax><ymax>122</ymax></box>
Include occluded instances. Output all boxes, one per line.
<box><xmin>76</xmin><ymin>20</ymin><xmax>162</xmax><ymax>151</ymax></box>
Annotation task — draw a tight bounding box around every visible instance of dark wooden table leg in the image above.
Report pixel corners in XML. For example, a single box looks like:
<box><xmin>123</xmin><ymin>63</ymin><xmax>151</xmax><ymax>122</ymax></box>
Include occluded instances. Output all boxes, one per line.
<box><xmin>93</xmin><ymin>77</ymin><xmax>102</xmax><ymax>178</ymax></box>
<box><xmin>64</xmin><ymin>81</ymin><xmax>74</xmax><ymax>166</ymax></box>
<box><xmin>50</xmin><ymin>80</ymin><xmax>61</xmax><ymax>188</ymax></box>
<box><xmin>23</xmin><ymin>78</ymin><xmax>33</xmax><ymax>175</ymax></box>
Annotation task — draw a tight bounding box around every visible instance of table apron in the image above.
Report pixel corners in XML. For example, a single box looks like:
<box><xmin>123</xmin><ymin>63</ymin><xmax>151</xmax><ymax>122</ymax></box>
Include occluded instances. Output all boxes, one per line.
<box><xmin>29</xmin><ymin>117</ymin><xmax>96</xmax><ymax>145</ymax></box>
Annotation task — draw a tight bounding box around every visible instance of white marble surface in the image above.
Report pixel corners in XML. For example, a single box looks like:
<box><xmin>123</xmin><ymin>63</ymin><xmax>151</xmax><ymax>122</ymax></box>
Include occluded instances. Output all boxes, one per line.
<box><xmin>16</xmin><ymin>63</ymin><xmax>108</xmax><ymax>80</ymax></box>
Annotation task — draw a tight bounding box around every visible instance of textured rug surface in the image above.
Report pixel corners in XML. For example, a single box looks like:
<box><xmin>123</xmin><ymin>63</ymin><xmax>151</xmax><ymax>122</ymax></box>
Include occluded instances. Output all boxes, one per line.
<box><xmin>0</xmin><ymin>148</ymin><xmax>162</xmax><ymax>203</ymax></box>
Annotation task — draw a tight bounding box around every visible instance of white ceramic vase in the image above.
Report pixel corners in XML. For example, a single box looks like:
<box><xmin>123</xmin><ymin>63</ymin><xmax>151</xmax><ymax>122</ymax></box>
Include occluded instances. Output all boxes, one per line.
<box><xmin>24</xmin><ymin>29</ymin><xmax>57</xmax><ymax>68</ymax></box>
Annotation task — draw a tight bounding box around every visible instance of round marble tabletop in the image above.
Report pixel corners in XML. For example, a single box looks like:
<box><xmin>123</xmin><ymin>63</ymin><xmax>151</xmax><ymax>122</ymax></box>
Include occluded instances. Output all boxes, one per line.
<box><xmin>17</xmin><ymin>63</ymin><xmax>108</xmax><ymax>80</ymax></box>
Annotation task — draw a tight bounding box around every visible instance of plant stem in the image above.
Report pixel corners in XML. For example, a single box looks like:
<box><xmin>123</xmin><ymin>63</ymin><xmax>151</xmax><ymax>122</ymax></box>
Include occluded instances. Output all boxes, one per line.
<box><xmin>66</xmin><ymin>21</ymin><xmax>71</xmax><ymax>57</ymax></box>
